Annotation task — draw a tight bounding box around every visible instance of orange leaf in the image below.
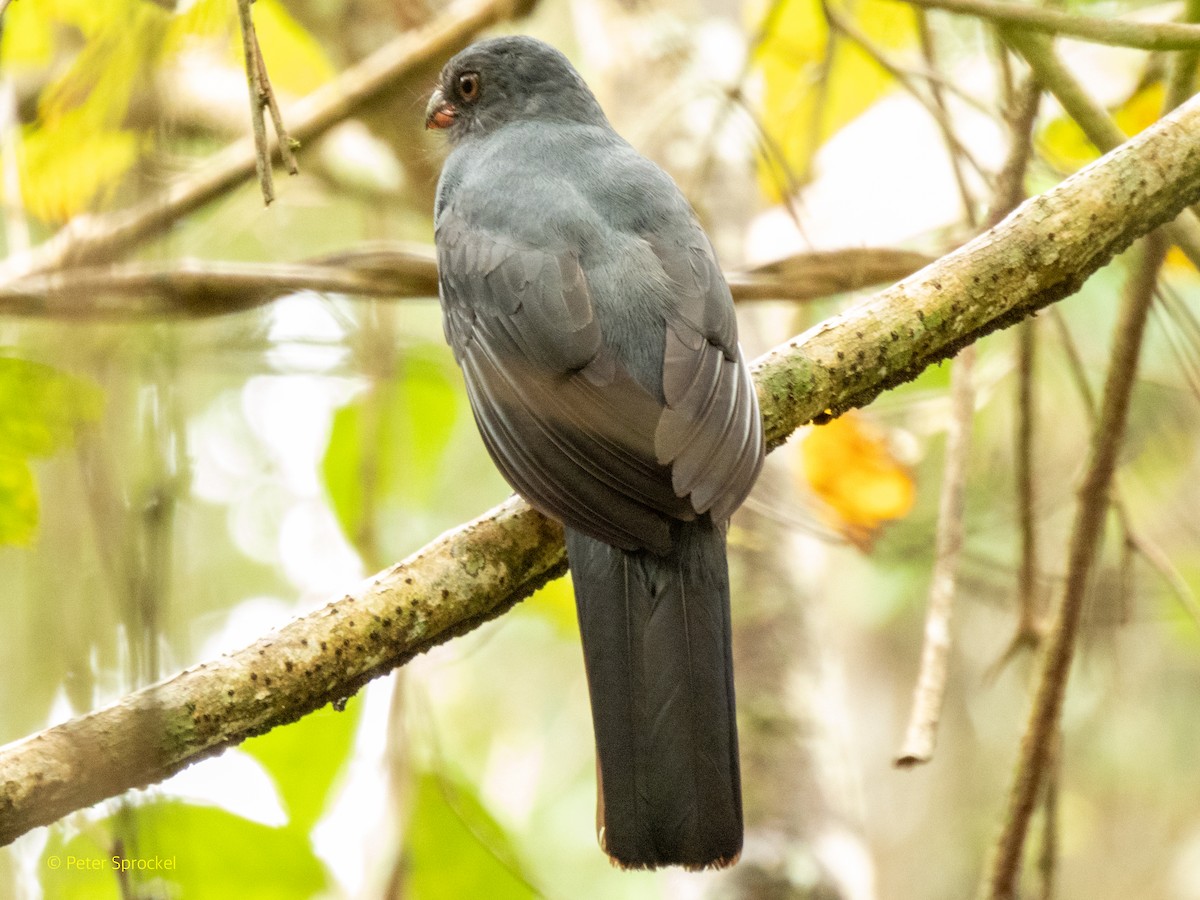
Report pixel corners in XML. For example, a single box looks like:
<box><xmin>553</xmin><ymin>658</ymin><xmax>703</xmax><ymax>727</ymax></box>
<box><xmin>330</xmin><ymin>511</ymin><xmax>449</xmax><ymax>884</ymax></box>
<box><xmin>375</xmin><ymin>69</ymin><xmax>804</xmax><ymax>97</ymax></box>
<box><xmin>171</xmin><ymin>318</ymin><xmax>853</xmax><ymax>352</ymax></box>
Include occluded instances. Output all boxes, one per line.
<box><xmin>799</xmin><ymin>411</ymin><xmax>915</xmax><ymax>548</ymax></box>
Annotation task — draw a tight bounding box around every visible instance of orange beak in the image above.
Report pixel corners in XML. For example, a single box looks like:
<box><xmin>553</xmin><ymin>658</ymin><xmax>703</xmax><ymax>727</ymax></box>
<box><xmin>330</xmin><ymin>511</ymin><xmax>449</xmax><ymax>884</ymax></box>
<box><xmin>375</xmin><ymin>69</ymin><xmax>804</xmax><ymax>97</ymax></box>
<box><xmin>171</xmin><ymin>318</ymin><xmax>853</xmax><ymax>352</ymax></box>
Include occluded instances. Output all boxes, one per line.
<box><xmin>425</xmin><ymin>87</ymin><xmax>457</xmax><ymax>130</ymax></box>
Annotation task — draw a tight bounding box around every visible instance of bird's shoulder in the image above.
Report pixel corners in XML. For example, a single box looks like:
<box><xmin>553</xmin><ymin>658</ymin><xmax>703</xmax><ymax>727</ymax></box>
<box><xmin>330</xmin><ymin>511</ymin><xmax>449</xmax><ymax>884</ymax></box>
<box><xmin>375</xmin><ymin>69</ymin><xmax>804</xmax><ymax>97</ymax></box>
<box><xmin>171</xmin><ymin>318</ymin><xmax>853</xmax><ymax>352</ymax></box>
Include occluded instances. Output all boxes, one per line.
<box><xmin>437</xmin><ymin>121</ymin><xmax>690</xmax><ymax>241</ymax></box>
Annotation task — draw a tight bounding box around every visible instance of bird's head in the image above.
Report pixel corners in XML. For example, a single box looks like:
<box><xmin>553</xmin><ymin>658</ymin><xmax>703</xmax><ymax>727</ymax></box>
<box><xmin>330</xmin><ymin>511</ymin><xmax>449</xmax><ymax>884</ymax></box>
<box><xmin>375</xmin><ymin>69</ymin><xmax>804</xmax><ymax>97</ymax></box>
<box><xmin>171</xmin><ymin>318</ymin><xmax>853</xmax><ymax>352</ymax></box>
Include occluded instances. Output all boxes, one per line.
<box><xmin>425</xmin><ymin>36</ymin><xmax>607</xmax><ymax>140</ymax></box>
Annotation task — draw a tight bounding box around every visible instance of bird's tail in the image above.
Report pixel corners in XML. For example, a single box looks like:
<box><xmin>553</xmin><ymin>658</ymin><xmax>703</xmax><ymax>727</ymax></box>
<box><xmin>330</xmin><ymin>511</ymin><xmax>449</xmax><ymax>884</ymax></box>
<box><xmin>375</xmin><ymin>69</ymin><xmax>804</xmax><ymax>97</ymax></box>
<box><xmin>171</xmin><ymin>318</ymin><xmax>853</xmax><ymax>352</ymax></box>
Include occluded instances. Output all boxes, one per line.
<box><xmin>565</xmin><ymin>519</ymin><xmax>742</xmax><ymax>870</ymax></box>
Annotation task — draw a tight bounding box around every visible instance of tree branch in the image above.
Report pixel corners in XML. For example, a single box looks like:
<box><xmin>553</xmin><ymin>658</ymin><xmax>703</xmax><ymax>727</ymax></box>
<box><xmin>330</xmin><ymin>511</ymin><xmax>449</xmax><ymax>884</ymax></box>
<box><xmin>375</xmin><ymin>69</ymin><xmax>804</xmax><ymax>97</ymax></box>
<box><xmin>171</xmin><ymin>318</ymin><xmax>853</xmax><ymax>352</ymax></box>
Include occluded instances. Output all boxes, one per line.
<box><xmin>753</xmin><ymin>90</ymin><xmax>1200</xmax><ymax>443</ymax></box>
<box><xmin>0</xmin><ymin>498</ymin><xmax>567</xmax><ymax>847</ymax></box>
<box><xmin>894</xmin><ymin>344</ymin><xmax>974</xmax><ymax>767</ymax></box>
<box><xmin>0</xmin><ymin>246</ymin><xmax>936</xmax><ymax>319</ymax></box>
<box><xmin>898</xmin><ymin>0</ymin><xmax>1200</xmax><ymax>51</ymax></box>
<box><xmin>6</xmin><ymin>75</ymin><xmax>1200</xmax><ymax>851</ymax></box>
<box><xmin>980</xmin><ymin>230</ymin><xmax>1168</xmax><ymax>900</ymax></box>
<box><xmin>1002</xmin><ymin>28</ymin><xmax>1200</xmax><ymax>272</ymax></box>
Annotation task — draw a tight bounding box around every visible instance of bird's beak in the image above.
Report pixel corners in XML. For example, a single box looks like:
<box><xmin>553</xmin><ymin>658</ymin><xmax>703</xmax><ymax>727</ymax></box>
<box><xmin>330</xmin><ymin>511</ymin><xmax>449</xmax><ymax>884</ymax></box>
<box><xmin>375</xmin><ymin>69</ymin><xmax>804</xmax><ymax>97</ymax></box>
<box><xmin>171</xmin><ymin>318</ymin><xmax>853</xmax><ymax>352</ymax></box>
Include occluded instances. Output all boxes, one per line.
<box><xmin>425</xmin><ymin>87</ymin><xmax>457</xmax><ymax>130</ymax></box>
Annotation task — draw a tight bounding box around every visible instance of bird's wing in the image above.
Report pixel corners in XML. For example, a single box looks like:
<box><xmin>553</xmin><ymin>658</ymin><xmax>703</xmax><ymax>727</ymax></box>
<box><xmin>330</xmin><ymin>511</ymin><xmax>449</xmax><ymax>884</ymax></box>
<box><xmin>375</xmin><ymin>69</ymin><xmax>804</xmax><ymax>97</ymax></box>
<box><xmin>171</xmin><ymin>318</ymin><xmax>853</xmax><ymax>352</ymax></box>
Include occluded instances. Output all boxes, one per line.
<box><xmin>437</xmin><ymin>208</ymin><xmax>695</xmax><ymax>553</ymax></box>
<box><xmin>648</xmin><ymin>223</ymin><xmax>763</xmax><ymax>522</ymax></box>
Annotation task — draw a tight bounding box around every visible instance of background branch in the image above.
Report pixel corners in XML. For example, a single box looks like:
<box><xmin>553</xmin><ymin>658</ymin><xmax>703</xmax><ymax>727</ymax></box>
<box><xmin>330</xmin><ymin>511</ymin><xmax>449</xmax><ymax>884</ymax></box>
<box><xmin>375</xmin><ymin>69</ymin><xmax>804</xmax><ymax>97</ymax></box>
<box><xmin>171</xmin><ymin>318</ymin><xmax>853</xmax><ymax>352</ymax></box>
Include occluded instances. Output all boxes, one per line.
<box><xmin>980</xmin><ymin>230</ymin><xmax>1169</xmax><ymax>900</ymax></box>
<box><xmin>0</xmin><ymin>246</ymin><xmax>937</xmax><ymax>319</ymax></box>
<box><xmin>0</xmin><ymin>0</ymin><xmax>529</xmax><ymax>284</ymax></box>
<box><xmin>894</xmin><ymin>345</ymin><xmax>974</xmax><ymax>766</ymax></box>
<box><xmin>900</xmin><ymin>0</ymin><xmax>1200</xmax><ymax>51</ymax></box>
<box><xmin>6</xmin><ymin>90</ymin><xmax>1200</xmax><ymax>844</ymax></box>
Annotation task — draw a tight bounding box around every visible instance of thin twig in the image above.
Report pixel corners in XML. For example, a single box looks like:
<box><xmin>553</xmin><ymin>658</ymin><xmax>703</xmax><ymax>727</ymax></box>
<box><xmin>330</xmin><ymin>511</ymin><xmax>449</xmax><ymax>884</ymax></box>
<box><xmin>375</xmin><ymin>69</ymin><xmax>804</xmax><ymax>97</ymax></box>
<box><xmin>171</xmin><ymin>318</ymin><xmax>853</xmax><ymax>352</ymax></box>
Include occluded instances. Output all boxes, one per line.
<box><xmin>980</xmin><ymin>231</ymin><xmax>1169</xmax><ymax>900</ymax></box>
<box><xmin>895</xmin><ymin>344</ymin><xmax>975</xmax><ymax>767</ymax></box>
<box><xmin>988</xmin><ymin>75</ymin><xmax>1045</xmax><ymax>670</ymax></box>
<box><xmin>236</xmin><ymin>0</ymin><xmax>275</xmax><ymax>205</ymax></box>
<box><xmin>1013</xmin><ymin>320</ymin><xmax>1041</xmax><ymax>639</ymax></box>
<box><xmin>254</xmin><ymin>31</ymin><xmax>300</xmax><ymax>176</ymax></box>
<box><xmin>823</xmin><ymin>0</ymin><xmax>993</xmax><ymax>186</ymax></box>
<box><xmin>897</xmin><ymin>0</ymin><xmax>1200</xmax><ymax>51</ymax></box>
<box><xmin>988</xmin><ymin>75</ymin><xmax>1040</xmax><ymax>231</ymax></box>
<box><xmin>1037</xmin><ymin>730</ymin><xmax>1061</xmax><ymax>900</ymax></box>
<box><xmin>916</xmin><ymin>9</ymin><xmax>977</xmax><ymax>225</ymax></box>
<box><xmin>1049</xmin><ymin>308</ymin><xmax>1200</xmax><ymax>632</ymax></box>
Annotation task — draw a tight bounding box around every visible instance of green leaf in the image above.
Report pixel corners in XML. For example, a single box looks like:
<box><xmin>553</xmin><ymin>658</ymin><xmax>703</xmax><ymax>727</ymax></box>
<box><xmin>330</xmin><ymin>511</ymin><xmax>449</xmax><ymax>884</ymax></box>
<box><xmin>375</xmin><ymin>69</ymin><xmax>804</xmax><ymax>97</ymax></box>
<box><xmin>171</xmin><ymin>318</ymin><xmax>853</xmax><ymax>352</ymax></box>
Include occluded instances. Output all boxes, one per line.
<box><xmin>0</xmin><ymin>358</ymin><xmax>103</xmax><ymax>456</ymax></box>
<box><xmin>406</xmin><ymin>771</ymin><xmax>537</xmax><ymax>900</ymax></box>
<box><xmin>0</xmin><ymin>358</ymin><xmax>104</xmax><ymax>545</ymax></box>
<box><xmin>0</xmin><ymin>456</ymin><xmax>38</xmax><ymax>545</ymax></box>
<box><xmin>241</xmin><ymin>693</ymin><xmax>363</xmax><ymax>832</ymax></box>
<box><xmin>322</xmin><ymin>350</ymin><xmax>460</xmax><ymax>553</ymax></box>
<box><xmin>40</xmin><ymin>800</ymin><xmax>327</xmax><ymax>900</ymax></box>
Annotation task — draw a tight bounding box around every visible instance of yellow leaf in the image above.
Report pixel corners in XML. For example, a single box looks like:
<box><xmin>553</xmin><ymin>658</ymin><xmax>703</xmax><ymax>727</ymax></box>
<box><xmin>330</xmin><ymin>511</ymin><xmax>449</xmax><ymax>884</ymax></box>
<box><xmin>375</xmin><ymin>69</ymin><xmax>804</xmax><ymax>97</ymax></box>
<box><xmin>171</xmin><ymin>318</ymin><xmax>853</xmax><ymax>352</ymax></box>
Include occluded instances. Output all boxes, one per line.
<box><xmin>522</xmin><ymin>574</ymin><xmax>579</xmax><ymax>640</ymax></box>
<box><xmin>751</xmin><ymin>0</ymin><xmax>914</xmax><ymax>199</ymax></box>
<box><xmin>799</xmin><ymin>411</ymin><xmax>915</xmax><ymax>548</ymax></box>
<box><xmin>0</xmin><ymin>1</ymin><xmax>54</xmax><ymax>67</ymax></box>
<box><xmin>1164</xmin><ymin>245</ymin><xmax>1198</xmax><ymax>274</ymax></box>
<box><xmin>1114</xmin><ymin>81</ymin><xmax>1165</xmax><ymax>136</ymax></box>
<box><xmin>169</xmin><ymin>0</ymin><xmax>235</xmax><ymax>44</ymax></box>
<box><xmin>19</xmin><ymin>111</ymin><xmax>139</xmax><ymax>222</ymax></box>
<box><xmin>1040</xmin><ymin>82</ymin><xmax>1166</xmax><ymax>172</ymax></box>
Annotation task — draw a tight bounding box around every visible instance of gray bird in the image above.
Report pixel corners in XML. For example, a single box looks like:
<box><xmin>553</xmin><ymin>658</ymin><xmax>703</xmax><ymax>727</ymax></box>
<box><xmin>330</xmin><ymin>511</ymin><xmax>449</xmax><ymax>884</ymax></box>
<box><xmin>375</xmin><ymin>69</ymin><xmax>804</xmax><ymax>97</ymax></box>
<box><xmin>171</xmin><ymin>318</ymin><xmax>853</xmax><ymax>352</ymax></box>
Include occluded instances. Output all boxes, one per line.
<box><xmin>426</xmin><ymin>35</ymin><xmax>763</xmax><ymax>870</ymax></box>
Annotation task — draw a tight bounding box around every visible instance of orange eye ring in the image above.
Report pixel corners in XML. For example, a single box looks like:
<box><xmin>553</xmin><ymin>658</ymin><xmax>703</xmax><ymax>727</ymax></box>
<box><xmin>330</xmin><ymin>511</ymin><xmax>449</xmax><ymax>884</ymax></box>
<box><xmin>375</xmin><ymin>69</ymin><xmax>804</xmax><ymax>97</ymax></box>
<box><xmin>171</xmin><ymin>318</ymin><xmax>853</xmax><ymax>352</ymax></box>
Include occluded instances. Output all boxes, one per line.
<box><xmin>457</xmin><ymin>72</ymin><xmax>481</xmax><ymax>102</ymax></box>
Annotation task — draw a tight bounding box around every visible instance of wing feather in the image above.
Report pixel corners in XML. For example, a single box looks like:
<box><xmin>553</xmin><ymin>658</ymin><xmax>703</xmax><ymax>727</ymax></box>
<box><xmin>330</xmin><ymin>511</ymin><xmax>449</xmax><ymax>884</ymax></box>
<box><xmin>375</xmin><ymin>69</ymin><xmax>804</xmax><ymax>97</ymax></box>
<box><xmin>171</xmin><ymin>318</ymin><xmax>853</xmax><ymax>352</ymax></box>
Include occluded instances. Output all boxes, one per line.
<box><xmin>436</xmin><ymin>198</ymin><xmax>762</xmax><ymax>553</ymax></box>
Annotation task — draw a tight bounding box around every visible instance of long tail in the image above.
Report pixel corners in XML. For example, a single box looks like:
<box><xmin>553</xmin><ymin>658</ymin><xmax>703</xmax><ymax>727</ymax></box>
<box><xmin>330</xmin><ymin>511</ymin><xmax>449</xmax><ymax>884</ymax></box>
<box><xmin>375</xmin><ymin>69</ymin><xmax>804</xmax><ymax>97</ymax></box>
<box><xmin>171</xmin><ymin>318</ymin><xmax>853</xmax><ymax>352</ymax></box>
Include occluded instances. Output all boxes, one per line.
<box><xmin>565</xmin><ymin>518</ymin><xmax>742</xmax><ymax>870</ymax></box>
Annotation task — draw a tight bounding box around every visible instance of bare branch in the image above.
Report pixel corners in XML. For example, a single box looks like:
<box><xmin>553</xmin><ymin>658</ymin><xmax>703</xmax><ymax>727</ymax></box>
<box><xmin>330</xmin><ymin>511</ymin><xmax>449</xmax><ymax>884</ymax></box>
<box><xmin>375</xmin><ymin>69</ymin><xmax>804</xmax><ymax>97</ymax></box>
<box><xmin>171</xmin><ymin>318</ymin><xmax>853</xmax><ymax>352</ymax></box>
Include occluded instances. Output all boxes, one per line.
<box><xmin>916</xmin><ymin>9</ymin><xmax>977</xmax><ymax>225</ymax></box>
<box><xmin>254</xmin><ymin>28</ymin><xmax>300</xmax><ymax>176</ymax></box>
<box><xmin>0</xmin><ymin>498</ymin><xmax>567</xmax><ymax>847</ymax></box>
<box><xmin>0</xmin><ymin>245</ymin><xmax>440</xmax><ymax>318</ymax></box>
<box><xmin>0</xmin><ymin>246</ymin><xmax>935</xmax><ymax>319</ymax></box>
<box><xmin>900</xmin><ymin>0</ymin><xmax>1200</xmax><ymax>51</ymax></box>
<box><xmin>1049</xmin><ymin>309</ymin><xmax>1200</xmax><ymax>631</ymax></box>
<box><xmin>894</xmin><ymin>344</ymin><xmax>974</xmax><ymax>767</ymax></box>
<box><xmin>236</xmin><ymin>0</ymin><xmax>276</xmax><ymax>205</ymax></box>
<box><xmin>980</xmin><ymin>231</ymin><xmax>1169</xmax><ymax>900</ymax></box>
<box><xmin>1012</xmin><ymin>320</ymin><xmax>1041</xmax><ymax>639</ymax></box>
<box><xmin>822</xmin><ymin>0</ymin><xmax>991</xmax><ymax>186</ymax></box>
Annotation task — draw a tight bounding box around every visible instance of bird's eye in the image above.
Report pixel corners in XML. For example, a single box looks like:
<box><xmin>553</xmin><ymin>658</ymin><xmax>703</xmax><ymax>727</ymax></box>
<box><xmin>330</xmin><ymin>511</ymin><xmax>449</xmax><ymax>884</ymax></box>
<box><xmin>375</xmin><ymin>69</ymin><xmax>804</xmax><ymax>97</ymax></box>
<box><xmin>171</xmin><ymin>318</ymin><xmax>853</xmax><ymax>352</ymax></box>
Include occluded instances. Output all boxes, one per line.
<box><xmin>457</xmin><ymin>72</ymin><xmax>481</xmax><ymax>102</ymax></box>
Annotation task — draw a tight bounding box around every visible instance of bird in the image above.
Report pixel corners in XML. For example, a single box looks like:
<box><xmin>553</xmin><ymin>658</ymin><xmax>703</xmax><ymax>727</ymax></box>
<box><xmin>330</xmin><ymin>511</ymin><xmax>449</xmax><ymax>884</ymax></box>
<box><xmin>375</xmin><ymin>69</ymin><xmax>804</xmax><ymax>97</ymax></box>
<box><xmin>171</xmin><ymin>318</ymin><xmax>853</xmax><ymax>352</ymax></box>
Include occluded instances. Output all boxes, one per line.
<box><xmin>426</xmin><ymin>35</ymin><xmax>763</xmax><ymax>870</ymax></box>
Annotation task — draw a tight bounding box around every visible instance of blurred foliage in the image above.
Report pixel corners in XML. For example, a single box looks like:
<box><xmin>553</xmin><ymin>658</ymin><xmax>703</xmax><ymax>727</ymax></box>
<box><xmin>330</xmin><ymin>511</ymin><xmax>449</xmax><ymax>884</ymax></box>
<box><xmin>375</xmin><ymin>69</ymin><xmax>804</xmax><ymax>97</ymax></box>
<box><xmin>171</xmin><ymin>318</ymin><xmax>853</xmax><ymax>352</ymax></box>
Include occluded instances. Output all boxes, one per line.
<box><xmin>800</xmin><ymin>411</ymin><xmax>915</xmax><ymax>549</ymax></box>
<box><xmin>242</xmin><ymin>693</ymin><xmax>364</xmax><ymax>833</ymax></box>
<box><xmin>40</xmin><ymin>799</ymin><xmax>328</xmax><ymax>899</ymax></box>
<box><xmin>1</xmin><ymin>0</ymin><xmax>330</xmax><ymax>222</ymax></box>
<box><xmin>751</xmin><ymin>0</ymin><xmax>914</xmax><ymax>197</ymax></box>
<box><xmin>322</xmin><ymin>349</ymin><xmax>461</xmax><ymax>559</ymax></box>
<box><xmin>0</xmin><ymin>357</ymin><xmax>102</xmax><ymax>544</ymax></box>
<box><xmin>406</xmin><ymin>771</ymin><xmax>538</xmax><ymax>900</ymax></box>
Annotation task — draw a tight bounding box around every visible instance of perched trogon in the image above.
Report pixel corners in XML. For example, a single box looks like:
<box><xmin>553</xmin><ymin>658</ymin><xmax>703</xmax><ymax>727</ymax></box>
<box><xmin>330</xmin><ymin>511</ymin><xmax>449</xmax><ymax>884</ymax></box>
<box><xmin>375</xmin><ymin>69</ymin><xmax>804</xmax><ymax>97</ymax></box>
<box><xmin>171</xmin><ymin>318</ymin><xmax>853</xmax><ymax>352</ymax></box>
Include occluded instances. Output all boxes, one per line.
<box><xmin>426</xmin><ymin>35</ymin><xmax>763</xmax><ymax>870</ymax></box>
